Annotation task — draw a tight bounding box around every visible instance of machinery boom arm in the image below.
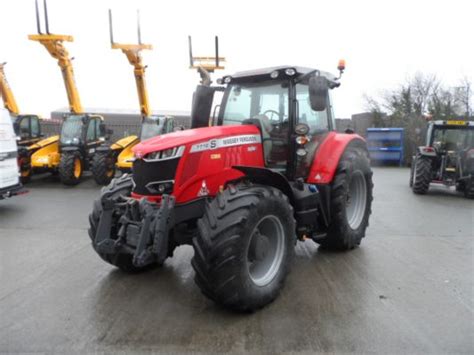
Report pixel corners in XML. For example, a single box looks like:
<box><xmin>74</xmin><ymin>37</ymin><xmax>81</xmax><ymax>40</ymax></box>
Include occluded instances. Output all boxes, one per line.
<box><xmin>0</xmin><ymin>63</ymin><xmax>20</xmax><ymax>115</ymax></box>
<box><xmin>28</xmin><ymin>34</ymin><xmax>83</xmax><ymax>114</ymax></box>
<box><xmin>109</xmin><ymin>9</ymin><xmax>152</xmax><ymax>118</ymax></box>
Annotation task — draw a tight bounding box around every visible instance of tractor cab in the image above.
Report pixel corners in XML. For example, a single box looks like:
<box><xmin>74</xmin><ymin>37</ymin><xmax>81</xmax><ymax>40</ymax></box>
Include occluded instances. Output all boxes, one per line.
<box><xmin>139</xmin><ymin>116</ymin><xmax>175</xmax><ymax>142</ymax></box>
<box><xmin>427</xmin><ymin>120</ymin><xmax>474</xmax><ymax>153</ymax></box>
<box><xmin>193</xmin><ymin>66</ymin><xmax>341</xmax><ymax>179</ymax></box>
<box><xmin>12</xmin><ymin>114</ymin><xmax>43</xmax><ymax>146</ymax></box>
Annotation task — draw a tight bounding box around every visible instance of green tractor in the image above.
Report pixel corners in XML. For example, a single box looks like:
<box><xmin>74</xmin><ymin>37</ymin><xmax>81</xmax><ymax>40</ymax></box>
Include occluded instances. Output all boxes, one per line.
<box><xmin>410</xmin><ymin>120</ymin><xmax>474</xmax><ymax>198</ymax></box>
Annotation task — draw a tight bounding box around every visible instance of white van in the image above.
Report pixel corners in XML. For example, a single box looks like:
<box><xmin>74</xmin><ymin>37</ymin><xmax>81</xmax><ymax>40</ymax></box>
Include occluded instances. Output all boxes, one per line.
<box><xmin>0</xmin><ymin>108</ymin><xmax>25</xmax><ymax>199</ymax></box>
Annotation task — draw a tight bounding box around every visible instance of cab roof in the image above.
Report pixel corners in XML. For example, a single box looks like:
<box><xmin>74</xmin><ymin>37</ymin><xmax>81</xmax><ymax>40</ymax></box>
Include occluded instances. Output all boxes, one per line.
<box><xmin>431</xmin><ymin>120</ymin><xmax>474</xmax><ymax>127</ymax></box>
<box><xmin>222</xmin><ymin>65</ymin><xmax>340</xmax><ymax>88</ymax></box>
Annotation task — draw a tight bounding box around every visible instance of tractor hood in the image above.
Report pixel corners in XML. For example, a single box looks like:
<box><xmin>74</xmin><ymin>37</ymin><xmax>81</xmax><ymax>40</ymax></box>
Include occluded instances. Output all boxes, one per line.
<box><xmin>133</xmin><ymin>125</ymin><xmax>261</xmax><ymax>157</ymax></box>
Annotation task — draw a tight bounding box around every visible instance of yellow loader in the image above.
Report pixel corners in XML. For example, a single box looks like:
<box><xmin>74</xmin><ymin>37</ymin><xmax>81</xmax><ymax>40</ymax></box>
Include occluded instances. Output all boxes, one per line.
<box><xmin>28</xmin><ymin>0</ymin><xmax>117</xmax><ymax>185</ymax></box>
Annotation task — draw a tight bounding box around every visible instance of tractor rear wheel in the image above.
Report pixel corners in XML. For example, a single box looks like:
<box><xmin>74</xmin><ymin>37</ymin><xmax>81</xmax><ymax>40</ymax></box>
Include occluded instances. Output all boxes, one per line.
<box><xmin>464</xmin><ymin>179</ymin><xmax>474</xmax><ymax>199</ymax></box>
<box><xmin>193</xmin><ymin>184</ymin><xmax>295</xmax><ymax>312</ymax></box>
<box><xmin>412</xmin><ymin>155</ymin><xmax>431</xmax><ymax>194</ymax></box>
<box><xmin>59</xmin><ymin>152</ymin><xmax>83</xmax><ymax>185</ymax></box>
<box><xmin>409</xmin><ymin>158</ymin><xmax>415</xmax><ymax>187</ymax></box>
<box><xmin>91</xmin><ymin>151</ymin><xmax>116</xmax><ymax>186</ymax></box>
<box><xmin>88</xmin><ymin>175</ymin><xmax>159</xmax><ymax>272</ymax></box>
<box><xmin>318</xmin><ymin>147</ymin><xmax>373</xmax><ymax>251</ymax></box>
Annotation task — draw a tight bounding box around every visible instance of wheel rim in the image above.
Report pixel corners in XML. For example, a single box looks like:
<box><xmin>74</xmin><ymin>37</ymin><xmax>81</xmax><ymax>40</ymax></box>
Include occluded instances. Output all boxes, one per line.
<box><xmin>74</xmin><ymin>158</ymin><xmax>81</xmax><ymax>178</ymax></box>
<box><xmin>345</xmin><ymin>171</ymin><xmax>367</xmax><ymax>230</ymax></box>
<box><xmin>247</xmin><ymin>215</ymin><xmax>285</xmax><ymax>287</ymax></box>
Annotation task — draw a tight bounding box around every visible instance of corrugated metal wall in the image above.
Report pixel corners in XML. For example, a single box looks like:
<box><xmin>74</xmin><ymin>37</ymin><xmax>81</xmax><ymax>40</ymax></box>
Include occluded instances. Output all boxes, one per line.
<box><xmin>42</xmin><ymin>109</ymin><xmax>191</xmax><ymax>142</ymax></box>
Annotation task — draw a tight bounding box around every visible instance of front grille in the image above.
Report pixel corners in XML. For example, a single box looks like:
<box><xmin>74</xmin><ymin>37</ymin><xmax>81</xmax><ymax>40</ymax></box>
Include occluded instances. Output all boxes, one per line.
<box><xmin>132</xmin><ymin>157</ymin><xmax>180</xmax><ymax>195</ymax></box>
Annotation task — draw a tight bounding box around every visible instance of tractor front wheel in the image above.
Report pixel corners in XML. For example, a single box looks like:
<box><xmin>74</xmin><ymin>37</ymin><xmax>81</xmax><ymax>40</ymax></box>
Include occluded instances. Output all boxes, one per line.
<box><xmin>58</xmin><ymin>152</ymin><xmax>83</xmax><ymax>186</ymax></box>
<box><xmin>193</xmin><ymin>184</ymin><xmax>295</xmax><ymax>312</ymax></box>
<box><xmin>318</xmin><ymin>147</ymin><xmax>373</xmax><ymax>251</ymax></box>
<box><xmin>91</xmin><ymin>151</ymin><xmax>116</xmax><ymax>185</ymax></box>
<box><xmin>412</xmin><ymin>155</ymin><xmax>431</xmax><ymax>194</ymax></box>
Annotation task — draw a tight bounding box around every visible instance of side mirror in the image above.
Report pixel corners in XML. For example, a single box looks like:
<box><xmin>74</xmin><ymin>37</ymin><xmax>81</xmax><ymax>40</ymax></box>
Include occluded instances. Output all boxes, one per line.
<box><xmin>191</xmin><ymin>85</ymin><xmax>215</xmax><ymax>129</ymax></box>
<box><xmin>308</xmin><ymin>76</ymin><xmax>329</xmax><ymax>112</ymax></box>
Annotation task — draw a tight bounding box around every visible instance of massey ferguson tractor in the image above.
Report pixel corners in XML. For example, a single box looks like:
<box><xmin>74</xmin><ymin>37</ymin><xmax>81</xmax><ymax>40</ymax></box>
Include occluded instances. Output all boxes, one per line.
<box><xmin>89</xmin><ymin>62</ymin><xmax>374</xmax><ymax>311</ymax></box>
<box><xmin>410</xmin><ymin>119</ymin><xmax>474</xmax><ymax>198</ymax></box>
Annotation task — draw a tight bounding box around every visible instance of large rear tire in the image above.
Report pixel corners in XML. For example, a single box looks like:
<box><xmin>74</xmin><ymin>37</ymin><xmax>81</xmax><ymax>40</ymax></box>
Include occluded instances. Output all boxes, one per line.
<box><xmin>91</xmin><ymin>151</ymin><xmax>116</xmax><ymax>186</ymax></box>
<box><xmin>412</xmin><ymin>155</ymin><xmax>431</xmax><ymax>194</ymax></box>
<box><xmin>59</xmin><ymin>152</ymin><xmax>83</xmax><ymax>186</ymax></box>
<box><xmin>318</xmin><ymin>147</ymin><xmax>373</xmax><ymax>251</ymax></box>
<box><xmin>88</xmin><ymin>175</ymin><xmax>158</xmax><ymax>272</ymax></box>
<box><xmin>464</xmin><ymin>179</ymin><xmax>474</xmax><ymax>199</ymax></box>
<box><xmin>192</xmin><ymin>184</ymin><xmax>295</xmax><ymax>312</ymax></box>
<box><xmin>409</xmin><ymin>157</ymin><xmax>415</xmax><ymax>187</ymax></box>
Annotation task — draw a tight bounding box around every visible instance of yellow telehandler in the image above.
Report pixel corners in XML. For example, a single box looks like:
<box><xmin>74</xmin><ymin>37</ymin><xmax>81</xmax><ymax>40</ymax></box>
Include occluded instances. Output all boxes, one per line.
<box><xmin>0</xmin><ymin>62</ymin><xmax>45</xmax><ymax>182</ymax></box>
<box><xmin>91</xmin><ymin>10</ymin><xmax>177</xmax><ymax>185</ymax></box>
<box><xmin>28</xmin><ymin>0</ymin><xmax>119</xmax><ymax>185</ymax></box>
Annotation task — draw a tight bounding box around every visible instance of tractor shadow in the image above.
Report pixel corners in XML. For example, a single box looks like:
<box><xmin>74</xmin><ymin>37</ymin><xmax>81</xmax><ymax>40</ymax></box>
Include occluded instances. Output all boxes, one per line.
<box><xmin>25</xmin><ymin>172</ymin><xmax>101</xmax><ymax>190</ymax></box>
<box><xmin>88</xmin><ymin>242</ymin><xmax>372</xmax><ymax>350</ymax></box>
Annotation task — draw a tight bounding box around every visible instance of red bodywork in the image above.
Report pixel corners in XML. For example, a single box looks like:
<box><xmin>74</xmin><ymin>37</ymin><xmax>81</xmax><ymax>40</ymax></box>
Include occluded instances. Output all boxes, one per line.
<box><xmin>133</xmin><ymin>125</ymin><xmax>265</xmax><ymax>203</ymax></box>
<box><xmin>307</xmin><ymin>132</ymin><xmax>366</xmax><ymax>184</ymax></box>
<box><xmin>132</xmin><ymin>126</ymin><xmax>365</xmax><ymax>203</ymax></box>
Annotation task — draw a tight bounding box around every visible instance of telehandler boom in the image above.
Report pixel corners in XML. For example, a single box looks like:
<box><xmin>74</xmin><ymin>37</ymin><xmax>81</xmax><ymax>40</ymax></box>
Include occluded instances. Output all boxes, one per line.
<box><xmin>28</xmin><ymin>0</ymin><xmax>111</xmax><ymax>185</ymax></box>
<box><xmin>92</xmin><ymin>10</ymin><xmax>176</xmax><ymax>184</ymax></box>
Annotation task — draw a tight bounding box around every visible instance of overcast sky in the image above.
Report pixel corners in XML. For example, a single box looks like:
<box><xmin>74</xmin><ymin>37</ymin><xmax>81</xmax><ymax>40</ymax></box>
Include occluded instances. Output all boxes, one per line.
<box><xmin>0</xmin><ymin>0</ymin><xmax>472</xmax><ymax>119</ymax></box>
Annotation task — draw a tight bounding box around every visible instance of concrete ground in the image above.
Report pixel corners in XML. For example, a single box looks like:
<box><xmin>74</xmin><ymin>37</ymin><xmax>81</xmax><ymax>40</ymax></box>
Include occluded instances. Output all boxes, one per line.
<box><xmin>0</xmin><ymin>168</ymin><xmax>472</xmax><ymax>354</ymax></box>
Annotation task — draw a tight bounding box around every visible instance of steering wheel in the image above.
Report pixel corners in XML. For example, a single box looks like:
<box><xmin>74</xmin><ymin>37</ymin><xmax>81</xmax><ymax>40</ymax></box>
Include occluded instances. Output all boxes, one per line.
<box><xmin>263</xmin><ymin>109</ymin><xmax>281</xmax><ymax>122</ymax></box>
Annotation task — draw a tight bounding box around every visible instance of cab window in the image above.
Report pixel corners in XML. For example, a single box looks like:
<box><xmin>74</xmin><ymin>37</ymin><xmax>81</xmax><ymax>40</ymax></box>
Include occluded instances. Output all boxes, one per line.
<box><xmin>86</xmin><ymin>119</ymin><xmax>97</xmax><ymax>142</ymax></box>
<box><xmin>295</xmin><ymin>83</ymin><xmax>329</xmax><ymax>134</ymax></box>
<box><xmin>19</xmin><ymin>118</ymin><xmax>29</xmax><ymax>138</ymax></box>
<box><xmin>30</xmin><ymin>117</ymin><xmax>40</xmax><ymax>138</ymax></box>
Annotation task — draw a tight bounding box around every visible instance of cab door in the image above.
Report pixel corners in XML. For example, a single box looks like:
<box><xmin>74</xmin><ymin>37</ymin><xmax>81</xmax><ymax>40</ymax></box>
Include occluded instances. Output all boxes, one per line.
<box><xmin>85</xmin><ymin>116</ymin><xmax>102</xmax><ymax>156</ymax></box>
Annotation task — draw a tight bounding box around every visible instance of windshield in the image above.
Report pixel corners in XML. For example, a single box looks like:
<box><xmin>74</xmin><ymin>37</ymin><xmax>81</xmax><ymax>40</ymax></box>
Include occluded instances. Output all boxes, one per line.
<box><xmin>221</xmin><ymin>81</ymin><xmax>289</xmax><ymax>125</ymax></box>
<box><xmin>140</xmin><ymin>117</ymin><xmax>165</xmax><ymax>141</ymax></box>
<box><xmin>432</xmin><ymin>126</ymin><xmax>474</xmax><ymax>151</ymax></box>
<box><xmin>60</xmin><ymin>115</ymin><xmax>83</xmax><ymax>145</ymax></box>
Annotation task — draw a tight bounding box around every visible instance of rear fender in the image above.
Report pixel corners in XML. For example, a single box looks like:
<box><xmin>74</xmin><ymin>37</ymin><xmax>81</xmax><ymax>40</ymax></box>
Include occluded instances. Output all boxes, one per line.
<box><xmin>111</xmin><ymin>135</ymin><xmax>139</xmax><ymax>151</ymax></box>
<box><xmin>307</xmin><ymin>132</ymin><xmax>367</xmax><ymax>184</ymax></box>
<box><xmin>417</xmin><ymin>146</ymin><xmax>437</xmax><ymax>157</ymax></box>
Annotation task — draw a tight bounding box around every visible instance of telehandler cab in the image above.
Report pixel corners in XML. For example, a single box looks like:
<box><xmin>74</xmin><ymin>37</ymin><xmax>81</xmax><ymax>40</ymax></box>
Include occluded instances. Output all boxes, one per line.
<box><xmin>91</xmin><ymin>10</ymin><xmax>178</xmax><ymax>185</ymax></box>
<box><xmin>410</xmin><ymin>119</ymin><xmax>474</xmax><ymax>198</ymax></box>
<box><xmin>89</xmin><ymin>61</ymin><xmax>374</xmax><ymax>311</ymax></box>
<box><xmin>28</xmin><ymin>0</ymin><xmax>113</xmax><ymax>185</ymax></box>
<box><xmin>0</xmin><ymin>62</ymin><xmax>44</xmax><ymax>183</ymax></box>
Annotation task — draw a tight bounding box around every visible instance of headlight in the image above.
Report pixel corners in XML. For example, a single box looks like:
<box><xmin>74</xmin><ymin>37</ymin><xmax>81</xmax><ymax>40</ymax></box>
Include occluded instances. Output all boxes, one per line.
<box><xmin>285</xmin><ymin>68</ymin><xmax>296</xmax><ymax>76</ymax></box>
<box><xmin>270</xmin><ymin>70</ymin><xmax>279</xmax><ymax>79</ymax></box>
<box><xmin>295</xmin><ymin>136</ymin><xmax>309</xmax><ymax>145</ymax></box>
<box><xmin>144</xmin><ymin>146</ymin><xmax>185</xmax><ymax>161</ymax></box>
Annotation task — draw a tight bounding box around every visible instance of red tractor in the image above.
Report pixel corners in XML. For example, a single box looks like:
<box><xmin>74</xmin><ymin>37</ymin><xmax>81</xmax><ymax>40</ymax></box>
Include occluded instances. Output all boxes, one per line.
<box><xmin>89</xmin><ymin>63</ymin><xmax>374</xmax><ymax>311</ymax></box>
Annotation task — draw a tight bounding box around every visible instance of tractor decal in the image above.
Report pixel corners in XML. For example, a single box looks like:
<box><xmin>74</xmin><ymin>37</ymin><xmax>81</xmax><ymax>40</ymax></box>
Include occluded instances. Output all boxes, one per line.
<box><xmin>190</xmin><ymin>134</ymin><xmax>262</xmax><ymax>153</ymax></box>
